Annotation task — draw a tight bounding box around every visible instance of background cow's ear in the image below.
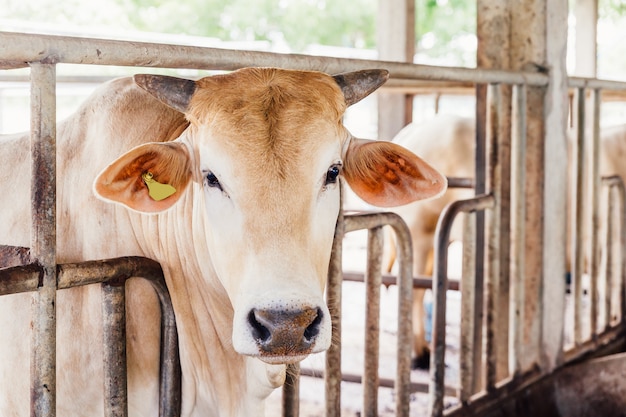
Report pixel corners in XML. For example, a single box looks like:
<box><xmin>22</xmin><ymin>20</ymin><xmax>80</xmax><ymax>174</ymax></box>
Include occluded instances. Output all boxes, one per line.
<box><xmin>333</xmin><ymin>69</ymin><xmax>389</xmax><ymax>106</ymax></box>
<box><xmin>343</xmin><ymin>138</ymin><xmax>447</xmax><ymax>207</ymax></box>
<box><xmin>134</xmin><ymin>74</ymin><xmax>197</xmax><ymax>113</ymax></box>
<box><xmin>94</xmin><ymin>142</ymin><xmax>192</xmax><ymax>213</ymax></box>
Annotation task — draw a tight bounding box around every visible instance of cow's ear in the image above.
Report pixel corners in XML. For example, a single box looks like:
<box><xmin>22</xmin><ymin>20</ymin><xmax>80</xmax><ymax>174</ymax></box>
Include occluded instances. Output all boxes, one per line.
<box><xmin>94</xmin><ymin>142</ymin><xmax>192</xmax><ymax>213</ymax></box>
<box><xmin>134</xmin><ymin>74</ymin><xmax>197</xmax><ymax>113</ymax></box>
<box><xmin>343</xmin><ymin>138</ymin><xmax>447</xmax><ymax>207</ymax></box>
<box><xmin>333</xmin><ymin>69</ymin><xmax>389</xmax><ymax>106</ymax></box>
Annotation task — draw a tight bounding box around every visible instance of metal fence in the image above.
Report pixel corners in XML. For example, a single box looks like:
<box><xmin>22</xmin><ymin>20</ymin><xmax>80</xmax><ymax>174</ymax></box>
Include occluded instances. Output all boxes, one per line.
<box><xmin>428</xmin><ymin>78</ymin><xmax>626</xmax><ymax>417</ymax></box>
<box><xmin>2</xmin><ymin>30</ymin><xmax>626</xmax><ymax>417</ymax></box>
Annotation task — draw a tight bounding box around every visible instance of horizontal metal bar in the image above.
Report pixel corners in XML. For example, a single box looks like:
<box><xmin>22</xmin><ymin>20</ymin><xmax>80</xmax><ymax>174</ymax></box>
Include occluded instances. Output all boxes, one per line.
<box><xmin>0</xmin><ymin>256</ymin><xmax>169</xmax><ymax>294</ymax></box>
<box><xmin>563</xmin><ymin>325</ymin><xmax>626</xmax><ymax>364</ymax></box>
<box><xmin>0</xmin><ymin>263</ymin><xmax>42</xmax><ymax>295</ymax></box>
<box><xmin>57</xmin><ymin>256</ymin><xmax>166</xmax><ymax>289</ymax></box>
<box><xmin>343</xmin><ymin>211</ymin><xmax>412</xmax><ymax>234</ymax></box>
<box><xmin>299</xmin><ymin>368</ymin><xmax>459</xmax><ymax>397</ymax></box>
<box><xmin>0</xmin><ymin>32</ymin><xmax>549</xmax><ymax>86</ymax></box>
<box><xmin>602</xmin><ymin>175</ymin><xmax>626</xmax><ymax>188</ymax></box>
<box><xmin>568</xmin><ymin>76</ymin><xmax>626</xmax><ymax>91</ymax></box>
<box><xmin>341</xmin><ymin>270</ymin><xmax>460</xmax><ymax>291</ymax></box>
<box><xmin>447</xmin><ymin>177</ymin><xmax>475</xmax><ymax>189</ymax></box>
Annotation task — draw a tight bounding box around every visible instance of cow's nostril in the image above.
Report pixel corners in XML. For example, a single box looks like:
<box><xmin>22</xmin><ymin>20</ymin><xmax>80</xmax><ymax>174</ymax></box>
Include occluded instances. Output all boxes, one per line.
<box><xmin>248</xmin><ymin>307</ymin><xmax>323</xmax><ymax>354</ymax></box>
<box><xmin>303</xmin><ymin>307</ymin><xmax>322</xmax><ymax>342</ymax></box>
<box><xmin>248</xmin><ymin>310</ymin><xmax>271</xmax><ymax>343</ymax></box>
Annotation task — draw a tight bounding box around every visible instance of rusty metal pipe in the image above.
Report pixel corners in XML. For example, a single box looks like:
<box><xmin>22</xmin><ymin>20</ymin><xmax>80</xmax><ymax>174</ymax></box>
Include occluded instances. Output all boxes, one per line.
<box><xmin>282</xmin><ymin>363</ymin><xmax>300</xmax><ymax>417</ymax></box>
<box><xmin>341</xmin><ymin>271</ymin><xmax>460</xmax><ymax>291</ymax></box>
<box><xmin>0</xmin><ymin>263</ymin><xmax>42</xmax><ymax>295</ymax></box>
<box><xmin>447</xmin><ymin>177</ymin><xmax>475</xmax><ymax>189</ymax></box>
<box><xmin>0</xmin><ymin>32</ymin><xmax>549</xmax><ymax>86</ymax></box>
<box><xmin>484</xmin><ymin>83</ymin><xmax>503</xmax><ymax>388</ymax></box>
<box><xmin>325</xmin><ymin>199</ymin><xmax>344</xmax><ymax>417</ymax></box>
<box><xmin>57</xmin><ymin>257</ymin><xmax>181</xmax><ymax>417</ymax></box>
<box><xmin>102</xmin><ymin>283</ymin><xmax>128</xmax><ymax>417</ymax></box>
<box><xmin>150</xmin><ymin>276</ymin><xmax>182</xmax><ymax>417</ymax></box>
<box><xmin>601</xmin><ymin>176</ymin><xmax>626</xmax><ymax>327</ymax></box>
<box><xmin>29</xmin><ymin>62</ymin><xmax>57</xmax><ymax>417</ymax></box>
<box><xmin>363</xmin><ymin>227</ymin><xmax>383</xmax><ymax>417</ymax></box>
<box><xmin>510</xmin><ymin>83</ymin><xmax>527</xmax><ymax>373</ymax></box>
<box><xmin>589</xmin><ymin>88</ymin><xmax>602</xmax><ymax>340</ymax></box>
<box><xmin>568</xmin><ymin>76</ymin><xmax>626</xmax><ymax>91</ymax></box>
<box><xmin>611</xmin><ymin>178</ymin><xmax>626</xmax><ymax>323</ymax></box>
<box><xmin>299</xmin><ymin>367</ymin><xmax>459</xmax><ymax>396</ymax></box>
<box><xmin>56</xmin><ymin>257</ymin><xmax>165</xmax><ymax>288</ymax></box>
<box><xmin>429</xmin><ymin>194</ymin><xmax>495</xmax><ymax>417</ymax></box>
<box><xmin>460</xmin><ymin>211</ymin><xmax>478</xmax><ymax>402</ymax></box>
<box><xmin>603</xmin><ymin>183</ymin><xmax>614</xmax><ymax>330</ymax></box>
<box><xmin>573</xmin><ymin>87</ymin><xmax>586</xmax><ymax>345</ymax></box>
<box><xmin>342</xmin><ymin>212</ymin><xmax>413</xmax><ymax>417</ymax></box>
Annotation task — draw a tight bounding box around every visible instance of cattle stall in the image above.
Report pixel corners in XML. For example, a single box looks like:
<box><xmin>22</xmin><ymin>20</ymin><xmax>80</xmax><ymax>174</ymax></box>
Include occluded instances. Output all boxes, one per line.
<box><xmin>1</xmin><ymin>5</ymin><xmax>626</xmax><ymax>416</ymax></box>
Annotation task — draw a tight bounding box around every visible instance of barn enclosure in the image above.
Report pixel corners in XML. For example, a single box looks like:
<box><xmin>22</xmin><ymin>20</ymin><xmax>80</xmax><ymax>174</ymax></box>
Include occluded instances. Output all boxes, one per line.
<box><xmin>2</xmin><ymin>1</ymin><xmax>626</xmax><ymax>416</ymax></box>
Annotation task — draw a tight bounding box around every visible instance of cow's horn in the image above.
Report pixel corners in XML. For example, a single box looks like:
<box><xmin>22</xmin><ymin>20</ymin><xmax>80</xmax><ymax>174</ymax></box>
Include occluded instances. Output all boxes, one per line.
<box><xmin>134</xmin><ymin>74</ymin><xmax>197</xmax><ymax>113</ymax></box>
<box><xmin>333</xmin><ymin>69</ymin><xmax>389</xmax><ymax>106</ymax></box>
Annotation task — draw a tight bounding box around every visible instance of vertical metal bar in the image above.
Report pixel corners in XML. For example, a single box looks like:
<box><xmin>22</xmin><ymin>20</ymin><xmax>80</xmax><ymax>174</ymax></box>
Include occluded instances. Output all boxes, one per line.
<box><xmin>391</xmin><ymin>216</ymin><xmax>413</xmax><ymax>417</ymax></box>
<box><xmin>148</xmin><ymin>274</ymin><xmax>181</xmax><ymax>417</ymax></box>
<box><xmin>282</xmin><ymin>363</ymin><xmax>300</xmax><ymax>417</ymax></box>
<box><xmin>485</xmin><ymin>82</ymin><xmax>507</xmax><ymax>388</ymax></box>
<box><xmin>589</xmin><ymin>88</ymin><xmax>601</xmax><ymax>339</ymax></box>
<box><xmin>616</xmin><ymin>180</ymin><xmax>626</xmax><ymax>323</ymax></box>
<box><xmin>363</xmin><ymin>227</ymin><xmax>383</xmax><ymax>417</ymax></box>
<box><xmin>474</xmin><ymin>86</ymin><xmax>487</xmax><ymax>361</ymax></box>
<box><xmin>604</xmin><ymin>185</ymin><xmax>614</xmax><ymax>330</ymax></box>
<box><xmin>430</xmin><ymin>208</ymin><xmax>453</xmax><ymax>417</ymax></box>
<box><xmin>102</xmin><ymin>283</ymin><xmax>128</xmax><ymax>417</ymax></box>
<box><xmin>429</xmin><ymin>195</ymin><xmax>494</xmax><ymax>417</ymax></box>
<box><xmin>495</xmin><ymin>80</ymin><xmax>512</xmax><ymax>381</ymax></box>
<box><xmin>29</xmin><ymin>62</ymin><xmax>57</xmax><ymax>417</ymax></box>
<box><xmin>325</xmin><ymin>194</ymin><xmax>344</xmax><ymax>417</ymax></box>
<box><xmin>541</xmin><ymin>0</ymin><xmax>569</xmax><ymax>372</ymax></box>
<box><xmin>471</xmin><ymin>88</ymin><xmax>487</xmax><ymax>394</ymax></box>
<box><xmin>460</xmin><ymin>212</ymin><xmax>477</xmax><ymax>401</ymax></box>
<box><xmin>510</xmin><ymin>83</ymin><xmax>527</xmax><ymax>373</ymax></box>
<box><xmin>573</xmin><ymin>87</ymin><xmax>586</xmax><ymax>345</ymax></box>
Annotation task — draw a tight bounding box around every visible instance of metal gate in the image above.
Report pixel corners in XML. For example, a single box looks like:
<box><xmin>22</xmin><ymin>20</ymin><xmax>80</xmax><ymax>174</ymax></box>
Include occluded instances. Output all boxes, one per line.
<box><xmin>2</xmin><ymin>30</ymin><xmax>626</xmax><ymax>417</ymax></box>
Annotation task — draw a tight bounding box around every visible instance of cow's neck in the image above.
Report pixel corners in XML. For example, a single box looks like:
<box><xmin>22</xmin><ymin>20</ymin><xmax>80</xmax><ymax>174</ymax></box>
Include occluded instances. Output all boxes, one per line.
<box><xmin>132</xmin><ymin>189</ymin><xmax>254</xmax><ymax>416</ymax></box>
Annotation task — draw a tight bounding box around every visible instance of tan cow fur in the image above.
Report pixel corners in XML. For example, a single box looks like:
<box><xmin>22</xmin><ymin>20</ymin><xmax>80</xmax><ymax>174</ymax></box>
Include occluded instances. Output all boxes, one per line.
<box><xmin>0</xmin><ymin>68</ymin><xmax>446</xmax><ymax>417</ymax></box>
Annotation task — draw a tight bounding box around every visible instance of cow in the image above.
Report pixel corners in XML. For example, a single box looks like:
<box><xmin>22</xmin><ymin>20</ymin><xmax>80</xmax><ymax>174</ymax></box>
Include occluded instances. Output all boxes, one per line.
<box><xmin>0</xmin><ymin>67</ymin><xmax>447</xmax><ymax>417</ymax></box>
<box><xmin>385</xmin><ymin>113</ymin><xmax>626</xmax><ymax>369</ymax></box>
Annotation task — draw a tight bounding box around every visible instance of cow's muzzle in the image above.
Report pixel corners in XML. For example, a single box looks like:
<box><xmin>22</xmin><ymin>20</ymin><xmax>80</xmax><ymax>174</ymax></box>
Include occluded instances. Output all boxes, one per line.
<box><xmin>247</xmin><ymin>307</ymin><xmax>323</xmax><ymax>362</ymax></box>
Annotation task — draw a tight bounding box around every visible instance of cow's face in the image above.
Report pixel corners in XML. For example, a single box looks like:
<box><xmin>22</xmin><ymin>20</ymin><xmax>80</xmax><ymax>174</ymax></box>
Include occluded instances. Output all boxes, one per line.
<box><xmin>94</xmin><ymin>68</ymin><xmax>447</xmax><ymax>364</ymax></box>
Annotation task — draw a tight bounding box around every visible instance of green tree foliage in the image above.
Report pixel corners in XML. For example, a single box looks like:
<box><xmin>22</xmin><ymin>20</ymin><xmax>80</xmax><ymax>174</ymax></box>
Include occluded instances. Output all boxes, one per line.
<box><xmin>0</xmin><ymin>0</ymin><xmax>474</xmax><ymax>61</ymax></box>
<box><xmin>416</xmin><ymin>0</ymin><xmax>476</xmax><ymax>65</ymax></box>
<box><xmin>118</xmin><ymin>0</ymin><xmax>376</xmax><ymax>52</ymax></box>
<box><xmin>599</xmin><ymin>0</ymin><xmax>626</xmax><ymax>19</ymax></box>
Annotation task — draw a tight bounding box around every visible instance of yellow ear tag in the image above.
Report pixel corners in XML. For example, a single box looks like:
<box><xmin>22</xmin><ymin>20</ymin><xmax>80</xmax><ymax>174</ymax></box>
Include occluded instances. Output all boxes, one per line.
<box><xmin>142</xmin><ymin>172</ymin><xmax>176</xmax><ymax>201</ymax></box>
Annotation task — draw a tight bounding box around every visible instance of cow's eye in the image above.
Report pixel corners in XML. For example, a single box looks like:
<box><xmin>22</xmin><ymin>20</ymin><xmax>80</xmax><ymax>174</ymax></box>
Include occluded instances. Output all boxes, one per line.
<box><xmin>325</xmin><ymin>164</ymin><xmax>342</xmax><ymax>185</ymax></box>
<box><xmin>205</xmin><ymin>171</ymin><xmax>222</xmax><ymax>191</ymax></box>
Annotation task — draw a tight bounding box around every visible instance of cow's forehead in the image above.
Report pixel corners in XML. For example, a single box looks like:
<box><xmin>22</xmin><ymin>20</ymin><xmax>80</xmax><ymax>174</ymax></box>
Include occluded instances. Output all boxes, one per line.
<box><xmin>187</xmin><ymin>68</ymin><xmax>348</xmax><ymax>174</ymax></box>
<box><xmin>187</xmin><ymin>68</ymin><xmax>346</xmax><ymax>130</ymax></box>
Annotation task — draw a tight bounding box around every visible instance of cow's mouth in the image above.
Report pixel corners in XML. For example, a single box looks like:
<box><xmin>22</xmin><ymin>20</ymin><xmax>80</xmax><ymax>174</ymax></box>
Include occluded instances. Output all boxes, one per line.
<box><xmin>256</xmin><ymin>353</ymin><xmax>309</xmax><ymax>365</ymax></box>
